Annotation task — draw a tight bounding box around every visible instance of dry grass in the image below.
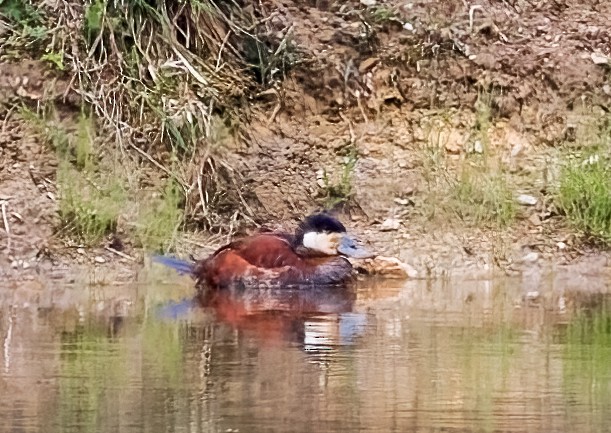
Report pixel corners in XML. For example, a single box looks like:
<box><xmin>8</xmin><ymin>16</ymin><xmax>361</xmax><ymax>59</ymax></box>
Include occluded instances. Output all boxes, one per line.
<box><xmin>418</xmin><ymin>101</ymin><xmax>517</xmax><ymax>228</ymax></box>
<box><xmin>1</xmin><ymin>0</ymin><xmax>303</xmax><ymax>247</ymax></box>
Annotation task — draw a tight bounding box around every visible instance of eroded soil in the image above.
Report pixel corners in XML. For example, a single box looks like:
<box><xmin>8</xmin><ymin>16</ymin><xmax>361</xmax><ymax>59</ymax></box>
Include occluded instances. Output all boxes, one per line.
<box><xmin>1</xmin><ymin>0</ymin><xmax>611</xmax><ymax>287</ymax></box>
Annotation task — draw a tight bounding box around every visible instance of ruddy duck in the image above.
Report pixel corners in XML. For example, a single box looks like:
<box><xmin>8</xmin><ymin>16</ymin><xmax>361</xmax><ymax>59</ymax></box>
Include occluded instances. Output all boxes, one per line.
<box><xmin>154</xmin><ymin>213</ymin><xmax>373</xmax><ymax>290</ymax></box>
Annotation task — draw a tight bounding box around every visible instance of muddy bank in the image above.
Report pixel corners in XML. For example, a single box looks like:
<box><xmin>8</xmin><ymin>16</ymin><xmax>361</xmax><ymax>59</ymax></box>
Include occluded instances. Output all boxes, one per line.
<box><xmin>1</xmin><ymin>1</ymin><xmax>611</xmax><ymax>284</ymax></box>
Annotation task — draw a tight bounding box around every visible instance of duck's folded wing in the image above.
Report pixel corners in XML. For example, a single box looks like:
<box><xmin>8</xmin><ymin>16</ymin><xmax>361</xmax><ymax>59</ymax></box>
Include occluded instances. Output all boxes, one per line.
<box><xmin>231</xmin><ymin>234</ymin><xmax>302</xmax><ymax>269</ymax></box>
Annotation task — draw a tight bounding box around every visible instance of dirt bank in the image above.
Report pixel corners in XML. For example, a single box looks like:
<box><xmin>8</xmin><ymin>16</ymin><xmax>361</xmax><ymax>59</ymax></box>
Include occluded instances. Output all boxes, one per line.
<box><xmin>1</xmin><ymin>0</ymin><xmax>611</xmax><ymax>284</ymax></box>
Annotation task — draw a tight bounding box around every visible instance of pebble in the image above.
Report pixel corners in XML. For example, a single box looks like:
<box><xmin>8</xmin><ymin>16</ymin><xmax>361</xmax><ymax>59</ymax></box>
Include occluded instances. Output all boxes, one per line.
<box><xmin>528</xmin><ymin>213</ymin><xmax>542</xmax><ymax>226</ymax></box>
<box><xmin>393</xmin><ymin>198</ymin><xmax>411</xmax><ymax>206</ymax></box>
<box><xmin>521</xmin><ymin>252</ymin><xmax>539</xmax><ymax>263</ymax></box>
<box><xmin>516</xmin><ymin>194</ymin><xmax>538</xmax><ymax>206</ymax></box>
<box><xmin>94</xmin><ymin>256</ymin><xmax>106</xmax><ymax>264</ymax></box>
<box><xmin>591</xmin><ymin>52</ymin><xmax>609</xmax><ymax>65</ymax></box>
<box><xmin>360</xmin><ymin>0</ymin><xmax>376</xmax><ymax>5</ymax></box>
<box><xmin>525</xmin><ymin>291</ymin><xmax>540</xmax><ymax>301</ymax></box>
<box><xmin>557</xmin><ymin>241</ymin><xmax>567</xmax><ymax>250</ymax></box>
<box><xmin>380</xmin><ymin>218</ymin><xmax>401</xmax><ymax>231</ymax></box>
<box><xmin>77</xmin><ymin>248</ymin><xmax>85</xmax><ymax>255</ymax></box>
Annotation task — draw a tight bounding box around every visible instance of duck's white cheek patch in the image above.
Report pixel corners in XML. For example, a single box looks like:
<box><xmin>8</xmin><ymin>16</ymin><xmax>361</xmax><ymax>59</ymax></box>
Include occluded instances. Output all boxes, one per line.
<box><xmin>303</xmin><ymin>232</ymin><xmax>338</xmax><ymax>255</ymax></box>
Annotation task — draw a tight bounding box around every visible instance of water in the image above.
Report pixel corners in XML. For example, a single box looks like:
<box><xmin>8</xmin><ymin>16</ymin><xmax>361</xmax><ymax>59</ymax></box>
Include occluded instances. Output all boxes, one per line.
<box><xmin>0</xmin><ymin>274</ymin><xmax>610</xmax><ymax>433</ymax></box>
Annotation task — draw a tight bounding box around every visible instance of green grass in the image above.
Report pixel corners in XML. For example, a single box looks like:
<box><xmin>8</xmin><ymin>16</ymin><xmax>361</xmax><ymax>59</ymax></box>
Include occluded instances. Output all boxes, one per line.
<box><xmin>419</xmin><ymin>107</ymin><xmax>516</xmax><ymax>228</ymax></box>
<box><xmin>57</xmin><ymin>160</ymin><xmax>127</xmax><ymax>244</ymax></box>
<box><xmin>557</xmin><ymin>157</ymin><xmax>611</xmax><ymax>244</ymax></box>
<box><xmin>135</xmin><ymin>177</ymin><xmax>184</xmax><ymax>252</ymax></box>
<box><xmin>24</xmin><ymin>107</ymin><xmax>127</xmax><ymax>244</ymax></box>
<box><xmin>0</xmin><ymin>0</ymin><xmax>50</xmax><ymax>56</ymax></box>
<box><xmin>319</xmin><ymin>147</ymin><xmax>358</xmax><ymax>209</ymax></box>
<box><xmin>24</xmin><ymin>104</ymin><xmax>190</xmax><ymax>250</ymax></box>
<box><xmin>448</xmin><ymin>163</ymin><xmax>516</xmax><ymax>227</ymax></box>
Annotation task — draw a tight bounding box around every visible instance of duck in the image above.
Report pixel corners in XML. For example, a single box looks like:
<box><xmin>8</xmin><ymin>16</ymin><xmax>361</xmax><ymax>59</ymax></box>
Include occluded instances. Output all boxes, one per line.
<box><xmin>154</xmin><ymin>212</ymin><xmax>374</xmax><ymax>291</ymax></box>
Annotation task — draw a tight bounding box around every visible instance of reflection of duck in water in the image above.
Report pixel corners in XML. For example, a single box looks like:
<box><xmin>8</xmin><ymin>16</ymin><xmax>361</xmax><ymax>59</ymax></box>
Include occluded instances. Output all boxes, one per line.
<box><xmin>201</xmin><ymin>285</ymin><xmax>364</xmax><ymax>348</ymax></box>
<box><xmin>154</xmin><ymin>283</ymin><xmax>365</xmax><ymax>348</ymax></box>
<box><xmin>155</xmin><ymin>213</ymin><xmax>373</xmax><ymax>292</ymax></box>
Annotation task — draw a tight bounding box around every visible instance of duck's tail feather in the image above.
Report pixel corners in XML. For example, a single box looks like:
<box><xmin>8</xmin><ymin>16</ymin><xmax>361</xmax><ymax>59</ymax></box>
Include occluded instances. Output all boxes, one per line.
<box><xmin>152</xmin><ymin>255</ymin><xmax>195</xmax><ymax>275</ymax></box>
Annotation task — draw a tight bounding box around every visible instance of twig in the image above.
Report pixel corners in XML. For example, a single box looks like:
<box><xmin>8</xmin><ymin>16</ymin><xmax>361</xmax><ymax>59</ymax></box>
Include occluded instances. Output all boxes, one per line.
<box><xmin>215</xmin><ymin>28</ymin><xmax>233</xmax><ymax>71</ymax></box>
<box><xmin>1</xmin><ymin>200</ymin><xmax>10</xmax><ymax>252</ymax></box>
<box><xmin>104</xmin><ymin>246</ymin><xmax>136</xmax><ymax>262</ymax></box>
<box><xmin>469</xmin><ymin>5</ymin><xmax>483</xmax><ymax>32</ymax></box>
<box><xmin>1</xmin><ymin>103</ymin><xmax>18</xmax><ymax>135</ymax></box>
<box><xmin>3</xmin><ymin>307</ymin><xmax>14</xmax><ymax>374</ymax></box>
<box><xmin>171</xmin><ymin>46</ymin><xmax>209</xmax><ymax>85</ymax></box>
<box><xmin>356</xmin><ymin>93</ymin><xmax>369</xmax><ymax>124</ymax></box>
<box><xmin>267</xmin><ymin>88</ymin><xmax>282</xmax><ymax>125</ymax></box>
<box><xmin>339</xmin><ymin>112</ymin><xmax>356</xmax><ymax>146</ymax></box>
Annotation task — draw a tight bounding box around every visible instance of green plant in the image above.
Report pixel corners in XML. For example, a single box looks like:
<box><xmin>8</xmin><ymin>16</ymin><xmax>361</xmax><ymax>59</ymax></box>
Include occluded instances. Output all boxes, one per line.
<box><xmin>320</xmin><ymin>147</ymin><xmax>358</xmax><ymax>209</ymax></box>
<box><xmin>366</xmin><ymin>5</ymin><xmax>400</xmax><ymax>24</ymax></box>
<box><xmin>243</xmin><ymin>31</ymin><xmax>300</xmax><ymax>86</ymax></box>
<box><xmin>472</xmin><ymin>91</ymin><xmax>492</xmax><ymax>156</ymax></box>
<box><xmin>417</xmin><ymin>109</ymin><xmax>516</xmax><ymax>227</ymax></box>
<box><xmin>22</xmin><ymin>107</ymin><xmax>96</xmax><ymax>170</ymax></box>
<box><xmin>40</xmin><ymin>50</ymin><xmax>65</xmax><ymax>70</ymax></box>
<box><xmin>0</xmin><ymin>0</ymin><xmax>49</xmax><ymax>53</ymax></box>
<box><xmin>448</xmin><ymin>164</ymin><xmax>516</xmax><ymax>227</ymax></box>
<box><xmin>557</xmin><ymin>157</ymin><xmax>611</xmax><ymax>244</ymax></box>
<box><xmin>57</xmin><ymin>160</ymin><xmax>127</xmax><ymax>244</ymax></box>
<box><xmin>24</xmin><ymin>106</ymin><xmax>127</xmax><ymax>243</ymax></box>
<box><xmin>135</xmin><ymin>177</ymin><xmax>184</xmax><ymax>252</ymax></box>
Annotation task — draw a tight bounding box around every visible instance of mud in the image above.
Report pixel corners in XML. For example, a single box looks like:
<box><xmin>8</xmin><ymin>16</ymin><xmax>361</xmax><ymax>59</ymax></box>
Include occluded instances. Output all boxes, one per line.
<box><xmin>1</xmin><ymin>1</ymin><xmax>611</xmax><ymax>285</ymax></box>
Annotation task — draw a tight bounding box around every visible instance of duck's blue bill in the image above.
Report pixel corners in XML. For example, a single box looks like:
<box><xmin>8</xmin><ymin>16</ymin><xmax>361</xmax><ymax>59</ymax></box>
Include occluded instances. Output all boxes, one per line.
<box><xmin>338</xmin><ymin>235</ymin><xmax>375</xmax><ymax>259</ymax></box>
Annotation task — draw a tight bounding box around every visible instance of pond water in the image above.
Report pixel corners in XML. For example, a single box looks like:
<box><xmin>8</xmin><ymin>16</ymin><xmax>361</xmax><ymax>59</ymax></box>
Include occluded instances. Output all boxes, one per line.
<box><xmin>0</xmin><ymin>273</ymin><xmax>609</xmax><ymax>433</ymax></box>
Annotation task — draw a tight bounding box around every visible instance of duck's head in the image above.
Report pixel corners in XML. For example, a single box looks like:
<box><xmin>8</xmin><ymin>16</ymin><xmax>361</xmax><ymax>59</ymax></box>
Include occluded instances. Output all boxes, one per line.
<box><xmin>295</xmin><ymin>213</ymin><xmax>374</xmax><ymax>259</ymax></box>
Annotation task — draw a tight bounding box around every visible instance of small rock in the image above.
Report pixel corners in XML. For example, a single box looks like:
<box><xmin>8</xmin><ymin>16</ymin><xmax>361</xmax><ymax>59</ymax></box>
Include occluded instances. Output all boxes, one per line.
<box><xmin>510</xmin><ymin>143</ymin><xmax>523</xmax><ymax>157</ymax></box>
<box><xmin>352</xmin><ymin>256</ymin><xmax>417</xmax><ymax>279</ymax></box>
<box><xmin>403</xmin><ymin>22</ymin><xmax>414</xmax><ymax>32</ymax></box>
<box><xmin>557</xmin><ymin>241</ymin><xmax>567</xmax><ymax>250</ymax></box>
<box><xmin>94</xmin><ymin>256</ymin><xmax>106</xmax><ymax>264</ymax></box>
<box><xmin>445</xmin><ymin>141</ymin><xmax>462</xmax><ymax>154</ymax></box>
<box><xmin>77</xmin><ymin>248</ymin><xmax>85</xmax><ymax>255</ymax></box>
<box><xmin>521</xmin><ymin>252</ymin><xmax>539</xmax><ymax>263</ymax></box>
<box><xmin>525</xmin><ymin>291</ymin><xmax>540</xmax><ymax>301</ymax></box>
<box><xmin>360</xmin><ymin>0</ymin><xmax>376</xmax><ymax>5</ymax></box>
<box><xmin>380</xmin><ymin>218</ymin><xmax>401</xmax><ymax>231</ymax></box>
<box><xmin>358</xmin><ymin>57</ymin><xmax>379</xmax><ymax>74</ymax></box>
<box><xmin>516</xmin><ymin>194</ymin><xmax>538</xmax><ymax>206</ymax></box>
<box><xmin>591</xmin><ymin>52</ymin><xmax>609</xmax><ymax>65</ymax></box>
<box><xmin>22</xmin><ymin>261</ymin><xmax>30</xmax><ymax>269</ymax></box>
<box><xmin>393</xmin><ymin>198</ymin><xmax>411</xmax><ymax>206</ymax></box>
<box><xmin>603</xmin><ymin>84</ymin><xmax>611</xmax><ymax>96</ymax></box>
<box><xmin>528</xmin><ymin>213</ymin><xmax>541</xmax><ymax>226</ymax></box>
<box><xmin>472</xmin><ymin>140</ymin><xmax>484</xmax><ymax>154</ymax></box>
<box><xmin>11</xmin><ymin>260</ymin><xmax>18</xmax><ymax>269</ymax></box>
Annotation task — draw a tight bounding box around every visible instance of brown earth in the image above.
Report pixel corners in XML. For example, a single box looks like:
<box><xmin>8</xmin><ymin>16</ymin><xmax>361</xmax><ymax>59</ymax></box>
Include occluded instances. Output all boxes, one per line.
<box><xmin>1</xmin><ymin>0</ymin><xmax>611</xmax><ymax>285</ymax></box>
